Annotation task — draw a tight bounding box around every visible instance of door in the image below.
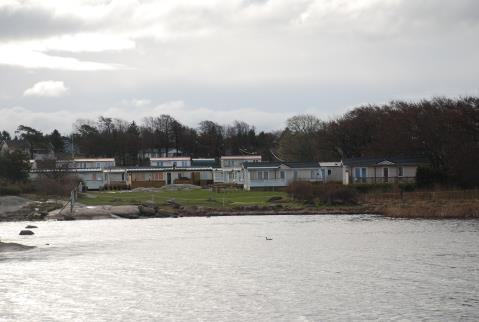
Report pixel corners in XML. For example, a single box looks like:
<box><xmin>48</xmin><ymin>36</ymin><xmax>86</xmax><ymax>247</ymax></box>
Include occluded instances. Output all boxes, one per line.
<box><xmin>167</xmin><ymin>172</ymin><xmax>172</xmax><ymax>185</ymax></box>
<box><xmin>192</xmin><ymin>172</ymin><xmax>200</xmax><ymax>185</ymax></box>
<box><xmin>383</xmin><ymin>168</ymin><xmax>389</xmax><ymax>183</ymax></box>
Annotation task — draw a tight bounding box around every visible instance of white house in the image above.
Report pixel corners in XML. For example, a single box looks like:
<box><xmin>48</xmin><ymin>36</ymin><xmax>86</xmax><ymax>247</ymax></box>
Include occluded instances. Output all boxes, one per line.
<box><xmin>150</xmin><ymin>157</ymin><xmax>191</xmax><ymax>168</ymax></box>
<box><xmin>342</xmin><ymin>157</ymin><xmax>427</xmax><ymax>185</ymax></box>
<box><xmin>126</xmin><ymin>166</ymin><xmax>213</xmax><ymax>188</ymax></box>
<box><xmin>319</xmin><ymin>161</ymin><xmax>343</xmax><ymax>183</ymax></box>
<box><xmin>56</xmin><ymin>158</ymin><xmax>115</xmax><ymax>169</ymax></box>
<box><xmin>215</xmin><ymin>155</ymin><xmax>262</xmax><ymax>185</ymax></box>
<box><xmin>242</xmin><ymin>161</ymin><xmax>322</xmax><ymax>190</ymax></box>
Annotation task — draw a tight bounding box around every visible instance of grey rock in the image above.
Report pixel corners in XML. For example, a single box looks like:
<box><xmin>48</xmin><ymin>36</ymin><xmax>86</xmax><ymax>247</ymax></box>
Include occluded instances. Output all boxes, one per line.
<box><xmin>166</xmin><ymin>199</ymin><xmax>181</xmax><ymax>209</ymax></box>
<box><xmin>139</xmin><ymin>205</ymin><xmax>156</xmax><ymax>216</ymax></box>
<box><xmin>19</xmin><ymin>230</ymin><xmax>34</xmax><ymax>235</ymax></box>
<box><xmin>110</xmin><ymin>205</ymin><xmax>140</xmax><ymax>219</ymax></box>
<box><xmin>0</xmin><ymin>241</ymin><xmax>35</xmax><ymax>252</ymax></box>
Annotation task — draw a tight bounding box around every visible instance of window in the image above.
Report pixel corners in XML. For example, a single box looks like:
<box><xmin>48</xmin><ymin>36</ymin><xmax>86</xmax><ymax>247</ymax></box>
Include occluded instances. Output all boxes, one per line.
<box><xmin>398</xmin><ymin>167</ymin><xmax>404</xmax><ymax>177</ymax></box>
<box><xmin>264</xmin><ymin>171</ymin><xmax>269</xmax><ymax>180</ymax></box>
<box><xmin>258</xmin><ymin>171</ymin><xmax>263</xmax><ymax>180</ymax></box>
<box><xmin>328</xmin><ymin>169</ymin><xmax>332</xmax><ymax>175</ymax></box>
<box><xmin>354</xmin><ymin>168</ymin><xmax>361</xmax><ymax>178</ymax></box>
<box><xmin>361</xmin><ymin>168</ymin><xmax>367</xmax><ymax>178</ymax></box>
<box><xmin>280</xmin><ymin>171</ymin><xmax>285</xmax><ymax>179</ymax></box>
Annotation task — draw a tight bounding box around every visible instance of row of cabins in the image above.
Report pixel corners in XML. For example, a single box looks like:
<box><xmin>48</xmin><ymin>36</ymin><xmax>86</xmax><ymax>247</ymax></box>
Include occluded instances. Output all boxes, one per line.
<box><xmin>29</xmin><ymin>155</ymin><xmax>426</xmax><ymax>191</ymax></box>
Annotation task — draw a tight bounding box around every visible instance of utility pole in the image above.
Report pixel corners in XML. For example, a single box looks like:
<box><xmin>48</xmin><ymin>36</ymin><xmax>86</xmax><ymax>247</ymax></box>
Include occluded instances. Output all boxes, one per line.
<box><xmin>71</xmin><ymin>134</ymin><xmax>74</xmax><ymax>159</ymax></box>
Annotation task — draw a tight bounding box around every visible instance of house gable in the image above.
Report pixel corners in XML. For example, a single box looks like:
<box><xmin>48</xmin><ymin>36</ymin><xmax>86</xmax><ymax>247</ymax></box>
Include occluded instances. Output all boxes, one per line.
<box><xmin>376</xmin><ymin>160</ymin><xmax>395</xmax><ymax>166</ymax></box>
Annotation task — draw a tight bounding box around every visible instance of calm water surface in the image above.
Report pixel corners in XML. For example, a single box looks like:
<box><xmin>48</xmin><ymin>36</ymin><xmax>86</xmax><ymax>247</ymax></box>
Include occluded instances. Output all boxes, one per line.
<box><xmin>1</xmin><ymin>215</ymin><xmax>478</xmax><ymax>321</ymax></box>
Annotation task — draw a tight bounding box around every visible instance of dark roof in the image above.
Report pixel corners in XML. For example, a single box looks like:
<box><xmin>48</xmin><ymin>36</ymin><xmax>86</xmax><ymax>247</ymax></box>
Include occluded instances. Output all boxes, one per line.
<box><xmin>284</xmin><ymin>162</ymin><xmax>320</xmax><ymax>168</ymax></box>
<box><xmin>343</xmin><ymin>156</ymin><xmax>429</xmax><ymax>167</ymax></box>
<box><xmin>243</xmin><ymin>161</ymin><xmax>320</xmax><ymax>169</ymax></box>
<box><xmin>191</xmin><ymin>158</ymin><xmax>217</xmax><ymax>167</ymax></box>
<box><xmin>243</xmin><ymin>162</ymin><xmax>282</xmax><ymax>169</ymax></box>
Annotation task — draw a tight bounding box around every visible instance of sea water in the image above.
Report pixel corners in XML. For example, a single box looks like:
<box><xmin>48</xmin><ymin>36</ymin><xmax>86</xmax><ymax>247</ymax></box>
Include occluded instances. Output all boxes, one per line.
<box><xmin>1</xmin><ymin>215</ymin><xmax>478</xmax><ymax>321</ymax></box>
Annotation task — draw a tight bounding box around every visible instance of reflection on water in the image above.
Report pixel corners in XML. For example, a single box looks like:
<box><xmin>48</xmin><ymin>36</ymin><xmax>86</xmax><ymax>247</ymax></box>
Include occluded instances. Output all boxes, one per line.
<box><xmin>1</xmin><ymin>215</ymin><xmax>479</xmax><ymax>321</ymax></box>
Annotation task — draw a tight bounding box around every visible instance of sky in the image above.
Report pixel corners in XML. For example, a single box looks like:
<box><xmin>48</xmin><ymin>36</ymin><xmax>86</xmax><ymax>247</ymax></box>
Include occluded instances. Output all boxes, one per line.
<box><xmin>1</xmin><ymin>0</ymin><xmax>478</xmax><ymax>135</ymax></box>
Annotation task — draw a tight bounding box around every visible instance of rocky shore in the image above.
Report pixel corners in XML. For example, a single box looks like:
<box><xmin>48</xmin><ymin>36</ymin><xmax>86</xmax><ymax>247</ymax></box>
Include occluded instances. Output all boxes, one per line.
<box><xmin>1</xmin><ymin>195</ymin><xmax>374</xmax><ymax>221</ymax></box>
<box><xmin>46</xmin><ymin>202</ymin><xmax>375</xmax><ymax>221</ymax></box>
<box><xmin>2</xmin><ymin>195</ymin><xmax>478</xmax><ymax>222</ymax></box>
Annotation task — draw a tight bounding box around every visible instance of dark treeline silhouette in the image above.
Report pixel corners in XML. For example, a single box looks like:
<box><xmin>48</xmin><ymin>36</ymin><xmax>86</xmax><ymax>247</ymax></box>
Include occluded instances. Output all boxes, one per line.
<box><xmin>69</xmin><ymin>116</ymin><xmax>279</xmax><ymax>165</ymax></box>
<box><xmin>1</xmin><ymin>97</ymin><xmax>478</xmax><ymax>187</ymax></box>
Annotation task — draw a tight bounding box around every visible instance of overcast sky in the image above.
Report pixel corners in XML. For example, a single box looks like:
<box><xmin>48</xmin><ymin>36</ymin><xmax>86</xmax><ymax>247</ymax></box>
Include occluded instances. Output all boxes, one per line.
<box><xmin>1</xmin><ymin>0</ymin><xmax>478</xmax><ymax>134</ymax></box>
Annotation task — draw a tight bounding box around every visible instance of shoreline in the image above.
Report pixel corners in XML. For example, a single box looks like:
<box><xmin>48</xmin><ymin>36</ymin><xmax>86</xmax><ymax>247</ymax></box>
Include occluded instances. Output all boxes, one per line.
<box><xmin>2</xmin><ymin>201</ymin><xmax>479</xmax><ymax>222</ymax></box>
<box><xmin>1</xmin><ymin>194</ymin><xmax>478</xmax><ymax>222</ymax></box>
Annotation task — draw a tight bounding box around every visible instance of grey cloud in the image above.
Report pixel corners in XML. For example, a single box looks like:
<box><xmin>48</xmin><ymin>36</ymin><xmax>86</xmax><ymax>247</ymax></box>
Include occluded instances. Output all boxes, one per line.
<box><xmin>0</xmin><ymin>0</ymin><xmax>478</xmax><ymax>133</ymax></box>
<box><xmin>0</xmin><ymin>5</ymin><xmax>87</xmax><ymax>40</ymax></box>
<box><xmin>241</xmin><ymin>0</ymin><xmax>270</xmax><ymax>7</ymax></box>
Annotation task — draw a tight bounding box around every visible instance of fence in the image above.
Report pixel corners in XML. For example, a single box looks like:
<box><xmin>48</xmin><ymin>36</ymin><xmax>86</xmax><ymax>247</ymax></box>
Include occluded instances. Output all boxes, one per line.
<box><xmin>57</xmin><ymin>182</ymin><xmax>83</xmax><ymax>215</ymax></box>
<box><xmin>351</xmin><ymin>176</ymin><xmax>416</xmax><ymax>184</ymax></box>
<box><xmin>362</xmin><ymin>189</ymin><xmax>479</xmax><ymax>202</ymax></box>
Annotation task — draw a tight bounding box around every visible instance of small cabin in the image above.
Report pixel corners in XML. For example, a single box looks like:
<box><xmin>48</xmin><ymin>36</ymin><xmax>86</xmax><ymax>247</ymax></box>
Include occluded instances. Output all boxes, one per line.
<box><xmin>342</xmin><ymin>157</ymin><xmax>427</xmax><ymax>185</ymax></box>
<box><xmin>242</xmin><ymin>161</ymin><xmax>322</xmax><ymax>190</ymax></box>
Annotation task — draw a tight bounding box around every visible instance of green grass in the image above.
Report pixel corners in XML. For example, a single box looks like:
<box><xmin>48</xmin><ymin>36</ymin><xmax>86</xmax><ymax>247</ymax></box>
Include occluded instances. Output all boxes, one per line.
<box><xmin>79</xmin><ymin>189</ymin><xmax>294</xmax><ymax>208</ymax></box>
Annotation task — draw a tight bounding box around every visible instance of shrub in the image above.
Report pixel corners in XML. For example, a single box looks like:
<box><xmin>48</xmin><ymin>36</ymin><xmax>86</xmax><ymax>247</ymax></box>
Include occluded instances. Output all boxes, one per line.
<box><xmin>0</xmin><ymin>150</ymin><xmax>31</xmax><ymax>182</ymax></box>
<box><xmin>351</xmin><ymin>183</ymin><xmax>394</xmax><ymax>194</ymax></box>
<box><xmin>398</xmin><ymin>182</ymin><xmax>416</xmax><ymax>192</ymax></box>
<box><xmin>33</xmin><ymin>174</ymin><xmax>81</xmax><ymax>197</ymax></box>
<box><xmin>0</xmin><ymin>184</ymin><xmax>21</xmax><ymax>195</ymax></box>
<box><xmin>286</xmin><ymin>181</ymin><xmax>314</xmax><ymax>202</ymax></box>
<box><xmin>314</xmin><ymin>183</ymin><xmax>358</xmax><ymax>205</ymax></box>
<box><xmin>0</xmin><ymin>180</ymin><xmax>35</xmax><ymax>196</ymax></box>
<box><xmin>416</xmin><ymin>166</ymin><xmax>448</xmax><ymax>188</ymax></box>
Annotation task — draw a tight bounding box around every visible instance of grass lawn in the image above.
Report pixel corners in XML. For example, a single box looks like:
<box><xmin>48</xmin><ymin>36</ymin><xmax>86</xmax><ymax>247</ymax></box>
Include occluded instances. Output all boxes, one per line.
<box><xmin>79</xmin><ymin>189</ymin><xmax>295</xmax><ymax>208</ymax></box>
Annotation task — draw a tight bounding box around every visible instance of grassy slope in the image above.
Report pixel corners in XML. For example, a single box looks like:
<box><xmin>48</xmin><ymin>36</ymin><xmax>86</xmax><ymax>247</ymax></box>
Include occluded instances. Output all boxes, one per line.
<box><xmin>79</xmin><ymin>189</ymin><xmax>295</xmax><ymax>208</ymax></box>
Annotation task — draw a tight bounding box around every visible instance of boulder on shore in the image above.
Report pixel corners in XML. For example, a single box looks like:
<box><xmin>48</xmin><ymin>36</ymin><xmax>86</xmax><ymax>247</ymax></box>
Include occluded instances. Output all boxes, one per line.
<box><xmin>166</xmin><ymin>199</ymin><xmax>181</xmax><ymax>209</ymax></box>
<box><xmin>0</xmin><ymin>241</ymin><xmax>35</xmax><ymax>252</ymax></box>
<box><xmin>73</xmin><ymin>207</ymin><xmax>114</xmax><ymax>220</ymax></box>
<box><xmin>110</xmin><ymin>205</ymin><xmax>140</xmax><ymax>219</ymax></box>
<box><xmin>139</xmin><ymin>205</ymin><xmax>156</xmax><ymax>216</ymax></box>
<box><xmin>19</xmin><ymin>230</ymin><xmax>34</xmax><ymax>235</ymax></box>
<box><xmin>25</xmin><ymin>225</ymin><xmax>38</xmax><ymax>229</ymax></box>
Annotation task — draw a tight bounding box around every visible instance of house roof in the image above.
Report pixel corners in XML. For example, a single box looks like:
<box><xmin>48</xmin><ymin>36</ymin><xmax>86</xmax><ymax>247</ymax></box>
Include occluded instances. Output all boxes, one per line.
<box><xmin>150</xmin><ymin>157</ymin><xmax>191</xmax><ymax>161</ymax></box>
<box><xmin>125</xmin><ymin>167</ymin><xmax>212</xmax><ymax>172</ymax></box>
<box><xmin>284</xmin><ymin>162</ymin><xmax>320</xmax><ymax>168</ymax></box>
<box><xmin>243</xmin><ymin>162</ymin><xmax>282</xmax><ymax>169</ymax></box>
<box><xmin>74</xmin><ymin>158</ymin><xmax>115</xmax><ymax>162</ymax></box>
<box><xmin>31</xmin><ymin>168</ymin><xmax>104</xmax><ymax>173</ymax></box>
<box><xmin>191</xmin><ymin>158</ymin><xmax>216</xmax><ymax>167</ymax></box>
<box><xmin>319</xmin><ymin>161</ymin><xmax>342</xmax><ymax>167</ymax></box>
<box><xmin>243</xmin><ymin>161</ymin><xmax>320</xmax><ymax>169</ymax></box>
<box><xmin>343</xmin><ymin>156</ymin><xmax>429</xmax><ymax>167</ymax></box>
<box><xmin>220</xmin><ymin>155</ymin><xmax>261</xmax><ymax>160</ymax></box>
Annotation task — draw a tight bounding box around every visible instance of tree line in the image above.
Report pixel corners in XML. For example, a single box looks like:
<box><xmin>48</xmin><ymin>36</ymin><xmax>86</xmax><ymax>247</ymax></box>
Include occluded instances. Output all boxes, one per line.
<box><xmin>1</xmin><ymin>96</ymin><xmax>478</xmax><ymax>187</ymax></box>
